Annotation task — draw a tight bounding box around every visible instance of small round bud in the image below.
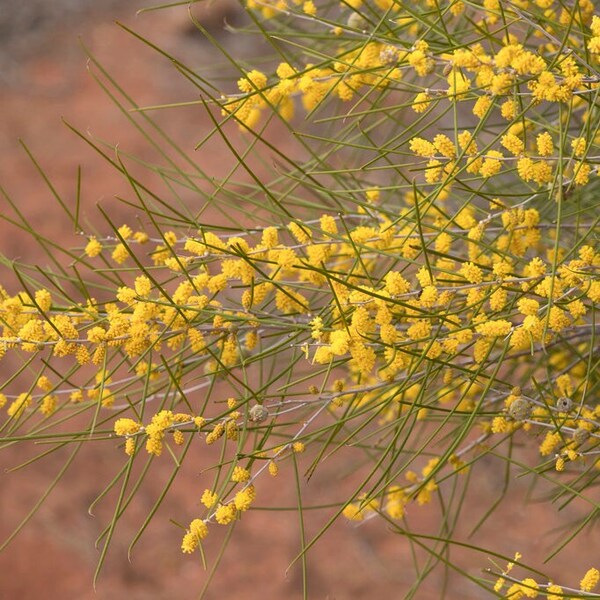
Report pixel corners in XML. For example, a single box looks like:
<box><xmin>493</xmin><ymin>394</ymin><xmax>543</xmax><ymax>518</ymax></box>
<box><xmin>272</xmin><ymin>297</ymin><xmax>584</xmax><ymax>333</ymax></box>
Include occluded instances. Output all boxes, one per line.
<box><xmin>379</xmin><ymin>46</ymin><xmax>398</xmax><ymax>65</ymax></box>
<box><xmin>556</xmin><ymin>396</ymin><xmax>572</xmax><ymax>412</ymax></box>
<box><xmin>508</xmin><ymin>398</ymin><xmax>531</xmax><ymax>421</ymax></box>
<box><xmin>572</xmin><ymin>427</ymin><xmax>590</xmax><ymax>445</ymax></box>
<box><xmin>347</xmin><ymin>12</ymin><xmax>367</xmax><ymax>30</ymax></box>
<box><xmin>249</xmin><ymin>404</ymin><xmax>269</xmax><ymax>423</ymax></box>
<box><xmin>308</xmin><ymin>385</ymin><xmax>319</xmax><ymax>394</ymax></box>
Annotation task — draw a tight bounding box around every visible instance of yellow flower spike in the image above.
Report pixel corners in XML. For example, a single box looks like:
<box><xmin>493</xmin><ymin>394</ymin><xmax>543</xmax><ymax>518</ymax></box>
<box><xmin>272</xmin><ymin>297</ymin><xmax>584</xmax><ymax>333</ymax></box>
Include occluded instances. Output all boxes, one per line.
<box><xmin>409</xmin><ymin>137</ymin><xmax>436</xmax><ymax>157</ymax></box>
<box><xmin>365</xmin><ymin>188</ymin><xmax>380</xmax><ymax>203</ymax></box>
<box><xmin>117</xmin><ymin>224</ymin><xmax>133</xmax><ymax>239</ymax></box>
<box><xmin>407</xmin><ymin>41</ymin><xmax>434</xmax><ymax>76</ymax></box>
<box><xmin>302</xmin><ymin>0</ymin><xmax>316</xmax><ymax>15</ymax></box>
<box><xmin>114</xmin><ymin>418</ymin><xmax>141</xmax><ymax>436</ymax></box>
<box><xmin>237</xmin><ymin>70</ymin><xmax>268</xmax><ymax>94</ymax></box>
<box><xmin>519</xmin><ymin>578</ymin><xmax>539</xmax><ymax>598</ymax></box>
<box><xmin>571</xmin><ymin>136</ymin><xmax>587</xmax><ymax>157</ymax></box>
<box><xmin>34</xmin><ymin>289</ymin><xmax>52</xmax><ymax>312</ymax></box>
<box><xmin>234</xmin><ymin>485</ymin><xmax>256</xmax><ymax>511</ymax></box>
<box><xmin>536</xmin><ymin>132</ymin><xmax>554</xmax><ymax>156</ymax></box>
<box><xmin>446</xmin><ymin>70</ymin><xmax>470</xmax><ymax>98</ymax></box>
<box><xmin>36</xmin><ymin>375</ymin><xmax>53</xmax><ymax>392</ymax></box>
<box><xmin>500</xmin><ymin>98</ymin><xmax>516</xmax><ymax>120</ymax></box>
<box><xmin>268</xmin><ymin>461</ymin><xmax>279</xmax><ymax>476</ymax></box>
<box><xmin>573</xmin><ymin>161</ymin><xmax>591</xmax><ymax>186</ymax></box>
<box><xmin>479</xmin><ymin>151</ymin><xmax>504</xmax><ymax>177</ymax></box>
<box><xmin>133</xmin><ymin>231</ymin><xmax>149</xmax><ymax>244</ymax></box>
<box><xmin>545</xmin><ymin>584</ymin><xmax>563</xmax><ymax>600</ymax></box>
<box><xmin>201</xmin><ymin>489</ymin><xmax>218</xmax><ymax>509</ymax></box>
<box><xmin>500</xmin><ymin>133</ymin><xmax>524</xmax><ymax>156</ymax></box>
<box><xmin>181</xmin><ymin>518</ymin><xmax>208</xmax><ymax>554</ymax></box>
<box><xmin>84</xmin><ymin>237</ymin><xmax>102</xmax><ymax>257</ymax></box>
<box><xmin>342</xmin><ymin>503</ymin><xmax>364</xmax><ymax>521</ymax></box>
<box><xmin>215</xmin><ymin>503</ymin><xmax>237</xmax><ymax>525</ymax></box>
<box><xmin>412</xmin><ymin>91</ymin><xmax>431</xmax><ymax>113</ymax></box>
<box><xmin>288</xmin><ymin>221</ymin><xmax>312</xmax><ymax>243</ymax></box>
<box><xmin>459</xmin><ymin>262</ymin><xmax>483</xmax><ymax>284</ymax></box>
<box><xmin>134</xmin><ymin>276</ymin><xmax>152</xmax><ymax>298</ymax></box>
<box><xmin>111</xmin><ymin>243</ymin><xmax>129</xmax><ymax>264</ymax></box>
<box><xmin>472</xmin><ymin>95</ymin><xmax>492</xmax><ymax>118</ymax></box>
<box><xmin>475</xmin><ymin>320</ymin><xmax>512</xmax><ymax>337</ymax></box>
<box><xmin>124</xmin><ymin>438</ymin><xmax>136</xmax><ymax>456</ymax></box>
<box><xmin>69</xmin><ymin>390</ymin><xmax>84</xmax><ymax>403</ymax></box>
<box><xmin>580</xmin><ymin>568</ymin><xmax>600</xmax><ymax>592</ymax></box>
<box><xmin>145</xmin><ymin>436</ymin><xmax>163</xmax><ymax>457</ymax></box>
<box><xmin>39</xmin><ymin>395</ymin><xmax>57</xmax><ymax>416</ymax></box>
<box><xmin>231</xmin><ymin>466</ymin><xmax>251</xmax><ymax>483</ymax></box>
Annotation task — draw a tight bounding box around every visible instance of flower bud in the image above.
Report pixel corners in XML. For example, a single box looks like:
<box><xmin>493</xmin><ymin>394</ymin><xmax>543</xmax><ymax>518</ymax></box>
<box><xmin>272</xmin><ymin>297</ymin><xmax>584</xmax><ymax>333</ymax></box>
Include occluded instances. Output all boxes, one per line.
<box><xmin>572</xmin><ymin>427</ymin><xmax>590</xmax><ymax>445</ymax></box>
<box><xmin>249</xmin><ymin>404</ymin><xmax>269</xmax><ymax>423</ymax></box>
<box><xmin>508</xmin><ymin>398</ymin><xmax>531</xmax><ymax>421</ymax></box>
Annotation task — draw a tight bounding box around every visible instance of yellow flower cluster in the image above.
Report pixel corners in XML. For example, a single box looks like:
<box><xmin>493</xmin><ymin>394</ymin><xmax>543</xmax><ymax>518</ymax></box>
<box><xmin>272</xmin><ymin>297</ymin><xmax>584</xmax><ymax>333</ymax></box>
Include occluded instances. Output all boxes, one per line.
<box><xmin>229</xmin><ymin>2</ymin><xmax>599</xmax><ymax>194</ymax></box>
<box><xmin>2</xmin><ymin>200</ymin><xmax>597</xmax><ymax>426</ymax></box>
<box><xmin>589</xmin><ymin>16</ymin><xmax>600</xmax><ymax>53</ymax></box>
<box><xmin>494</xmin><ymin>561</ymin><xmax>600</xmax><ymax>598</ymax></box>
<box><xmin>2</xmin><ymin>1</ymin><xmax>600</xmax><ymax>586</ymax></box>
<box><xmin>221</xmin><ymin>36</ymin><xmax>404</xmax><ymax>130</ymax></box>
<box><xmin>181</xmin><ymin>518</ymin><xmax>208</xmax><ymax>554</ymax></box>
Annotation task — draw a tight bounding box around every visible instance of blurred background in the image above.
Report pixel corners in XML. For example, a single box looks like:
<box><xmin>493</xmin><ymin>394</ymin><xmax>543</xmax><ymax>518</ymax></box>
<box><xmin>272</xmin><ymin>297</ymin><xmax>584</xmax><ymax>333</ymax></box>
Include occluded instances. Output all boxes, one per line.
<box><xmin>1</xmin><ymin>2</ymin><xmax>599</xmax><ymax>598</ymax></box>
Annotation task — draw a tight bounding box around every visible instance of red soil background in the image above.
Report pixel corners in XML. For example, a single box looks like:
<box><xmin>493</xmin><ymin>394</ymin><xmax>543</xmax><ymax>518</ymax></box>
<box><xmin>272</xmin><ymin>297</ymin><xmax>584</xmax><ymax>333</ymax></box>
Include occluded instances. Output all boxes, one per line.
<box><xmin>1</xmin><ymin>3</ymin><xmax>599</xmax><ymax>599</ymax></box>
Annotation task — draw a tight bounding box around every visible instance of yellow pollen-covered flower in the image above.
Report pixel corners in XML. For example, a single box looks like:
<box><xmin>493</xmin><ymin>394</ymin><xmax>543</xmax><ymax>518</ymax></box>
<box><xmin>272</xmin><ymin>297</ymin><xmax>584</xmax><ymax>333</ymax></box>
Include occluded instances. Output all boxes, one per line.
<box><xmin>238</xmin><ymin>69</ymin><xmax>268</xmax><ymax>94</ymax></box>
<box><xmin>479</xmin><ymin>151</ymin><xmax>503</xmax><ymax>177</ymax></box>
<box><xmin>580</xmin><ymin>568</ymin><xmax>600</xmax><ymax>592</ymax></box>
<box><xmin>231</xmin><ymin>466</ymin><xmax>251</xmax><ymax>482</ymax></box>
<box><xmin>84</xmin><ymin>237</ymin><xmax>102</xmax><ymax>258</ymax></box>
<box><xmin>412</xmin><ymin>92</ymin><xmax>431</xmax><ymax>113</ymax></box>
<box><xmin>234</xmin><ymin>485</ymin><xmax>256</xmax><ymax>511</ymax></box>
<box><xmin>446</xmin><ymin>70</ymin><xmax>470</xmax><ymax>98</ymax></box>
<box><xmin>500</xmin><ymin>133</ymin><xmax>524</xmax><ymax>156</ymax></box>
<box><xmin>433</xmin><ymin>134</ymin><xmax>456</xmax><ymax>158</ymax></box>
<box><xmin>571</xmin><ymin>136</ymin><xmax>587</xmax><ymax>157</ymax></box>
<box><xmin>111</xmin><ymin>243</ymin><xmax>129</xmax><ymax>264</ymax></box>
<box><xmin>34</xmin><ymin>289</ymin><xmax>52</xmax><ymax>312</ymax></box>
<box><xmin>500</xmin><ymin>98</ymin><xmax>516</xmax><ymax>120</ymax></box>
<box><xmin>201</xmin><ymin>489</ymin><xmax>218</xmax><ymax>509</ymax></box>
<box><xmin>181</xmin><ymin>518</ymin><xmax>208</xmax><ymax>554</ymax></box>
<box><xmin>459</xmin><ymin>262</ymin><xmax>484</xmax><ymax>284</ymax></box>
<box><xmin>409</xmin><ymin>137</ymin><xmax>436</xmax><ymax>157</ymax></box>
<box><xmin>476</xmin><ymin>320</ymin><xmax>512</xmax><ymax>337</ymax></box>
<box><xmin>117</xmin><ymin>224</ymin><xmax>133</xmax><ymax>240</ymax></box>
<box><xmin>536</xmin><ymin>132</ymin><xmax>554</xmax><ymax>156</ymax></box>
<box><xmin>215</xmin><ymin>503</ymin><xmax>237</xmax><ymax>525</ymax></box>
<box><xmin>342</xmin><ymin>503</ymin><xmax>365</xmax><ymax>521</ymax></box>
<box><xmin>114</xmin><ymin>418</ymin><xmax>141</xmax><ymax>436</ymax></box>
<box><xmin>288</xmin><ymin>221</ymin><xmax>312</xmax><ymax>243</ymax></box>
<box><xmin>472</xmin><ymin>95</ymin><xmax>492</xmax><ymax>119</ymax></box>
<box><xmin>302</xmin><ymin>0</ymin><xmax>316</xmax><ymax>15</ymax></box>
